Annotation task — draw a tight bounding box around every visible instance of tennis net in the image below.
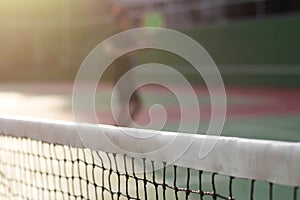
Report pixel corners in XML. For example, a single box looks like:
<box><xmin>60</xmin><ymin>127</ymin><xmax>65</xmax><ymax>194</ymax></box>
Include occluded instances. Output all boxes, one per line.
<box><xmin>0</xmin><ymin>116</ymin><xmax>299</xmax><ymax>200</ymax></box>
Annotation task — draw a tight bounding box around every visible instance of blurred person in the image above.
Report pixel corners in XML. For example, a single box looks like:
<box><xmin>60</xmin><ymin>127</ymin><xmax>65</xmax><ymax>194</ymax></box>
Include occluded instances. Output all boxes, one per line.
<box><xmin>110</xmin><ymin>4</ymin><xmax>142</xmax><ymax>127</ymax></box>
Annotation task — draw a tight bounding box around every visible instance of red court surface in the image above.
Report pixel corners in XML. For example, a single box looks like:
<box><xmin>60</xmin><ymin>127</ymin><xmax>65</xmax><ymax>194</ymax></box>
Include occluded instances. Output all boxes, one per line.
<box><xmin>0</xmin><ymin>82</ymin><xmax>299</xmax><ymax>125</ymax></box>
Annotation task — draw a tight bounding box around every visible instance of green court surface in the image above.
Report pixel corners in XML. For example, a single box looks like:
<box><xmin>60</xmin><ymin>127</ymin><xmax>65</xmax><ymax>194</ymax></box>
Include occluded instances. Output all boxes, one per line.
<box><xmin>161</xmin><ymin>115</ymin><xmax>300</xmax><ymax>141</ymax></box>
<box><xmin>94</xmin><ymin>85</ymin><xmax>300</xmax><ymax>143</ymax></box>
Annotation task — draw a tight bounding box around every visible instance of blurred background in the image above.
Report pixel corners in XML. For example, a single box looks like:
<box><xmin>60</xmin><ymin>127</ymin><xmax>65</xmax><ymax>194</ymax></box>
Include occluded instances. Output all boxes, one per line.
<box><xmin>0</xmin><ymin>0</ymin><xmax>300</xmax><ymax>141</ymax></box>
<box><xmin>1</xmin><ymin>0</ymin><xmax>300</xmax><ymax>81</ymax></box>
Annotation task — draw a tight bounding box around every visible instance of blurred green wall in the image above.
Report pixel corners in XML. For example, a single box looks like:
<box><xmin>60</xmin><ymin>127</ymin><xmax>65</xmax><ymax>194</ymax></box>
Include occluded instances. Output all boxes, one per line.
<box><xmin>138</xmin><ymin>15</ymin><xmax>300</xmax><ymax>87</ymax></box>
<box><xmin>184</xmin><ymin>15</ymin><xmax>300</xmax><ymax>66</ymax></box>
<box><xmin>139</xmin><ymin>15</ymin><xmax>300</xmax><ymax>66</ymax></box>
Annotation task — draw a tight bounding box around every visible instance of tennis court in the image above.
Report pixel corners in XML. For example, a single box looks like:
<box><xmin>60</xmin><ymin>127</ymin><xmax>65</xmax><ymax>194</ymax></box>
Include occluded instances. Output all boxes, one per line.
<box><xmin>1</xmin><ymin>0</ymin><xmax>300</xmax><ymax>199</ymax></box>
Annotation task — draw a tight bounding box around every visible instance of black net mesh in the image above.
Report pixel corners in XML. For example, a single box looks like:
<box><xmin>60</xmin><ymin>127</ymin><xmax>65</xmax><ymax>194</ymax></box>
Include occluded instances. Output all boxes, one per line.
<box><xmin>0</xmin><ymin>135</ymin><xmax>298</xmax><ymax>200</ymax></box>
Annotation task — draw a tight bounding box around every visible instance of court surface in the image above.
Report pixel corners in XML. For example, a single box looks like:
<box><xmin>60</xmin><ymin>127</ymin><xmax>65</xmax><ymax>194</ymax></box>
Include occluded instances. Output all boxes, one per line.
<box><xmin>0</xmin><ymin>82</ymin><xmax>299</xmax><ymax>142</ymax></box>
